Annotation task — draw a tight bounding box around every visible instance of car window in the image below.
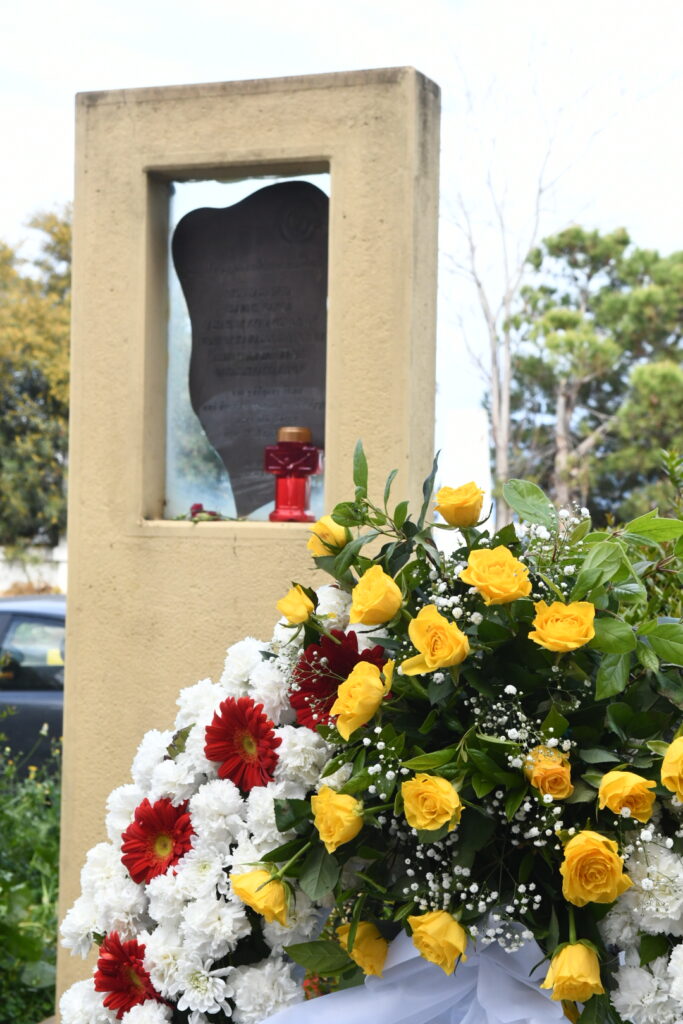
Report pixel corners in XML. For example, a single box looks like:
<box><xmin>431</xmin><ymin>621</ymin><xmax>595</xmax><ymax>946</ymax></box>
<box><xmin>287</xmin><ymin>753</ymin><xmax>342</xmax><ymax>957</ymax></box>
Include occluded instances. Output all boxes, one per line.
<box><xmin>0</xmin><ymin>615</ymin><xmax>65</xmax><ymax>691</ymax></box>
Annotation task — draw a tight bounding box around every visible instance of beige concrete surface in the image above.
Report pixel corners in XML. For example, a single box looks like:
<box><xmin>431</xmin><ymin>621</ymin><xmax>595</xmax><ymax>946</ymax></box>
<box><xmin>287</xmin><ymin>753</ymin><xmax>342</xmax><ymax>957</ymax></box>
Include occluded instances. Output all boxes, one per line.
<box><xmin>57</xmin><ymin>67</ymin><xmax>439</xmax><ymax>1001</ymax></box>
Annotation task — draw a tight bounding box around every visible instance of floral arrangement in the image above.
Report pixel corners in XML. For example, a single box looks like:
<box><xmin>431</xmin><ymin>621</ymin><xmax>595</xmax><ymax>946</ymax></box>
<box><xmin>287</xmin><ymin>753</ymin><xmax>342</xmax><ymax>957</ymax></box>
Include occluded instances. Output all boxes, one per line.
<box><xmin>60</xmin><ymin>445</ymin><xmax>683</xmax><ymax>1024</ymax></box>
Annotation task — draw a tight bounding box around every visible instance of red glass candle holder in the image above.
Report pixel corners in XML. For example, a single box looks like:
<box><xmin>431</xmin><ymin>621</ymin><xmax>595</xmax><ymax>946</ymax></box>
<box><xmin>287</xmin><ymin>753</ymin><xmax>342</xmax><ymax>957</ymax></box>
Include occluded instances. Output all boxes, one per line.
<box><xmin>264</xmin><ymin>427</ymin><xmax>322</xmax><ymax>522</ymax></box>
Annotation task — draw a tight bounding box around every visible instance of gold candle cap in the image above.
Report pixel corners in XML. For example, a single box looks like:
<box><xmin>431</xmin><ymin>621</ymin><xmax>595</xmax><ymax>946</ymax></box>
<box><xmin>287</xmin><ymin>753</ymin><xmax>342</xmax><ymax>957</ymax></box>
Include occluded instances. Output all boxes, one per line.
<box><xmin>277</xmin><ymin>426</ymin><xmax>312</xmax><ymax>443</ymax></box>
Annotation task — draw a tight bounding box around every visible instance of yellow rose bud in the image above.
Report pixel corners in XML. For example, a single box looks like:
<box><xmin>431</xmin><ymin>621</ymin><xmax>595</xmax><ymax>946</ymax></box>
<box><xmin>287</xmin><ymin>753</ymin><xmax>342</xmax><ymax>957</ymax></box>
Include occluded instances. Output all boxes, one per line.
<box><xmin>231</xmin><ymin>869</ymin><xmax>288</xmax><ymax>926</ymax></box>
<box><xmin>434</xmin><ymin>482</ymin><xmax>484</xmax><ymax>528</ymax></box>
<box><xmin>528</xmin><ymin>601</ymin><xmax>596</xmax><ymax>652</ymax></box>
<box><xmin>276</xmin><ymin>584</ymin><xmax>314</xmax><ymax>625</ymax></box>
<box><xmin>524</xmin><ymin>746</ymin><xmax>574</xmax><ymax>800</ymax></box>
<box><xmin>330</xmin><ymin>660</ymin><xmax>393</xmax><ymax>741</ymax></box>
<box><xmin>402</xmin><ymin>773</ymin><xmax>463</xmax><ymax>831</ymax></box>
<box><xmin>541</xmin><ymin>943</ymin><xmax>605</xmax><ymax>1003</ymax></box>
<box><xmin>349</xmin><ymin>565</ymin><xmax>402</xmax><ymax>626</ymax></box>
<box><xmin>560</xmin><ymin>830</ymin><xmax>632</xmax><ymax>907</ymax></box>
<box><xmin>307</xmin><ymin>515</ymin><xmax>349</xmax><ymax>557</ymax></box>
<box><xmin>459</xmin><ymin>546</ymin><xmax>532</xmax><ymax>605</ymax></box>
<box><xmin>407</xmin><ymin>910</ymin><xmax>467</xmax><ymax>975</ymax></box>
<box><xmin>401</xmin><ymin>604</ymin><xmax>470</xmax><ymax>676</ymax></box>
<box><xmin>598</xmin><ymin>770</ymin><xmax>656</xmax><ymax>823</ymax></box>
<box><xmin>661</xmin><ymin>736</ymin><xmax>683</xmax><ymax>801</ymax></box>
<box><xmin>336</xmin><ymin>921</ymin><xmax>388</xmax><ymax>976</ymax></box>
<box><xmin>311</xmin><ymin>785</ymin><xmax>364</xmax><ymax>853</ymax></box>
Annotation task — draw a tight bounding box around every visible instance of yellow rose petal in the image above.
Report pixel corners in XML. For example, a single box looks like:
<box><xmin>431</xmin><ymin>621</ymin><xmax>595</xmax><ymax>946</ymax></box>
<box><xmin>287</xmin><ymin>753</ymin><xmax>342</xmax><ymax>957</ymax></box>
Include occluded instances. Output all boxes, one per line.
<box><xmin>434</xmin><ymin>483</ymin><xmax>484</xmax><ymax>527</ymax></box>
<box><xmin>541</xmin><ymin>943</ymin><xmax>604</xmax><ymax>1003</ymax></box>
<box><xmin>459</xmin><ymin>546</ymin><xmax>531</xmax><ymax>605</ymax></box>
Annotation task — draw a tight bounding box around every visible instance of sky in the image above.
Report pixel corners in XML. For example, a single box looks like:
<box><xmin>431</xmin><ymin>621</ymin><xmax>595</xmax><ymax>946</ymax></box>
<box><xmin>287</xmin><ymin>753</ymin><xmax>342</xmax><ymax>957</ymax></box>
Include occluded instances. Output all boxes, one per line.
<box><xmin>1</xmin><ymin>0</ymin><xmax>682</xmax><ymax>475</ymax></box>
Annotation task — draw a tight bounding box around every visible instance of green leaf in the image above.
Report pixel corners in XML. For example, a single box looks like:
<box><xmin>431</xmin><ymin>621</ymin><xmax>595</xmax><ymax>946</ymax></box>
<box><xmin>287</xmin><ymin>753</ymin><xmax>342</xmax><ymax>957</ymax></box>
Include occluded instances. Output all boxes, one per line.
<box><xmin>540</xmin><ymin>705</ymin><xmax>570</xmax><ymax>740</ymax></box>
<box><xmin>655</xmin><ymin>671</ymin><xmax>683</xmax><ymax>710</ymax></box>
<box><xmin>331</xmin><ymin>502</ymin><xmax>364</xmax><ymax>527</ymax></box>
<box><xmin>273</xmin><ymin>798</ymin><xmax>311</xmax><ymax>833</ymax></box>
<box><xmin>383</xmin><ymin>468</ymin><xmax>399</xmax><ymax>508</ymax></box>
<box><xmin>589</xmin><ymin>618</ymin><xmax>636</xmax><ymax>654</ymax></box>
<box><xmin>261</xmin><ymin>837</ymin><xmax>310</xmax><ymax>863</ymax></box>
<box><xmin>353</xmin><ymin>440</ymin><xmax>368</xmax><ymax>495</ymax></box>
<box><xmin>285</xmin><ymin>939</ymin><xmax>353</xmax><ymax>976</ymax></box>
<box><xmin>566</xmin><ymin>780</ymin><xmax>598</xmax><ymax>803</ymax></box>
<box><xmin>569</xmin><ymin>518</ymin><xmax>592</xmax><ymax>543</ymax></box>
<box><xmin>595</xmin><ymin>652</ymin><xmax>630</xmax><ymax>701</ymax></box>
<box><xmin>20</xmin><ymin>961</ymin><xmax>56</xmax><ymax>988</ymax></box>
<box><xmin>639</xmin><ymin>932</ymin><xmax>670</xmax><ymax>966</ymax></box>
<box><xmin>625</xmin><ymin>510</ymin><xmax>683</xmax><ymax>541</ymax></box>
<box><xmin>636</xmin><ymin>639</ymin><xmax>660</xmax><ymax>674</ymax></box>
<box><xmin>417</xmin><ymin>453</ymin><xmax>439</xmax><ymax>529</ymax></box>
<box><xmin>393</xmin><ymin>500</ymin><xmax>409</xmax><ymax>529</ymax></box>
<box><xmin>572</xmin><ymin>541</ymin><xmax>623</xmax><ymax>601</ymax></box>
<box><xmin>578</xmin><ymin>748</ymin><xmax>622</xmax><ymax>764</ymax></box>
<box><xmin>505</xmin><ymin>785</ymin><xmax>527</xmax><ymax>820</ymax></box>
<box><xmin>502</xmin><ymin>479</ymin><xmax>557</xmax><ymax>530</ymax></box>
<box><xmin>646</xmin><ymin>739</ymin><xmax>670</xmax><ymax>756</ymax></box>
<box><xmin>639</xmin><ymin>622</ymin><xmax>683</xmax><ymax>666</ymax></box>
<box><xmin>471</xmin><ymin>773</ymin><xmax>497</xmax><ymax>797</ymax></box>
<box><xmin>402</xmin><ymin>747</ymin><xmax>458</xmax><ymax>771</ymax></box>
<box><xmin>333</xmin><ymin>531</ymin><xmax>379</xmax><ymax>578</ymax></box>
<box><xmin>416</xmin><ymin>823</ymin><xmax>450</xmax><ymax>843</ymax></box>
<box><xmin>298</xmin><ymin>844</ymin><xmax>340</xmax><ymax>901</ymax></box>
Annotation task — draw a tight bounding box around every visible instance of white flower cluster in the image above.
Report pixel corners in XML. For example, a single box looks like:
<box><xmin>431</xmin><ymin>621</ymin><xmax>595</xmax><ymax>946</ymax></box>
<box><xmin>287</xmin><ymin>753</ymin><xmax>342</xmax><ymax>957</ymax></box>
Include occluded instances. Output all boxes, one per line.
<box><xmin>60</xmin><ymin>606</ymin><xmax>341</xmax><ymax>1024</ymax></box>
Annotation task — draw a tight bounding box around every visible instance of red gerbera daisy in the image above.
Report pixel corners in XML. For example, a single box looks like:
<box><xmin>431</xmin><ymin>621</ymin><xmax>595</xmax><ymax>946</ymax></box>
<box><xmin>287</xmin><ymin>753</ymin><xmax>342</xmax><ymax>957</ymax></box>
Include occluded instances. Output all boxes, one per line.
<box><xmin>290</xmin><ymin>630</ymin><xmax>387</xmax><ymax>730</ymax></box>
<box><xmin>204</xmin><ymin>695</ymin><xmax>281</xmax><ymax>792</ymax></box>
<box><xmin>94</xmin><ymin>931</ymin><xmax>164</xmax><ymax>1019</ymax></box>
<box><xmin>121</xmin><ymin>797</ymin><xmax>194</xmax><ymax>884</ymax></box>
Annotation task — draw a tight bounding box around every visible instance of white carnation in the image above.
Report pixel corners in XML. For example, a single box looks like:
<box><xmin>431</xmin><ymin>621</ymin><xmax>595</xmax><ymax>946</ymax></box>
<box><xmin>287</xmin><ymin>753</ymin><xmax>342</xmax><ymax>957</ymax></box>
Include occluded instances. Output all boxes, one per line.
<box><xmin>181</xmin><ymin>894</ymin><xmax>251</xmax><ymax>959</ymax></box>
<box><xmin>274</xmin><ymin>725</ymin><xmax>331</xmax><ymax>790</ymax></box>
<box><xmin>181</xmin><ymin>720</ymin><xmax>219</xmax><ymax>779</ymax></box>
<box><xmin>148</xmin><ymin>751</ymin><xmax>201</xmax><ymax>805</ymax></box>
<box><xmin>60</xmin><ymin>979</ymin><xmax>117</xmax><ymax>1024</ymax></box>
<box><xmin>231</xmin><ymin>957</ymin><xmax>303</xmax><ymax>1024</ymax></box>
<box><xmin>612</xmin><ymin>957</ymin><xmax>678</xmax><ymax>1024</ymax></box>
<box><xmin>121</xmin><ymin>1001</ymin><xmax>172</xmax><ymax>1024</ymax></box>
<box><xmin>175</xmin><ymin>677</ymin><xmax>224</xmax><ymax>730</ymax></box>
<box><xmin>142</xmin><ymin>923</ymin><xmax>191</xmax><ymax>998</ymax></box>
<box><xmin>317</xmin><ymin>762</ymin><xmax>353</xmax><ymax>791</ymax></box>
<box><xmin>667</xmin><ymin>943</ymin><xmax>683</xmax><ymax>1003</ymax></box>
<box><xmin>626</xmin><ymin>844</ymin><xmax>683</xmax><ymax>935</ymax></box>
<box><xmin>79</xmin><ymin>843</ymin><xmax>147</xmax><ymax>938</ymax></box>
<box><xmin>106</xmin><ymin>784</ymin><xmax>145</xmax><ymax>844</ymax></box>
<box><xmin>147</xmin><ymin>871</ymin><xmax>187</xmax><ymax>927</ymax></box>
<box><xmin>60</xmin><ymin>895</ymin><xmax>100</xmax><ymax>958</ymax></box>
<box><xmin>174</xmin><ymin>843</ymin><xmax>230</xmax><ymax>899</ymax></box>
<box><xmin>345</xmin><ymin>622</ymin><xmax>388</xmax><ymax>653</ymax></box>
<box><xmin>315</xmin><ymin>584</ymin><xmax>351</xmax><ymax>630</ymax></box>
<box><xmin>220</xmin><ymin>638</ymin><xmax>267</xmax><ymax>696</ymax></box>
<box><xmin>262</xmin><ymin>891</ymin><xmax>322</xmax><ymax>953</ymax></box>
<box><xmin>600</xmin><ymin>892</ymin><xmax>640</xmax><ymax>950</ymax></box>
<box><xmin>190</xmin><ymin>778</ymin><xmax>245</xmax><ymax>846</ymax></box>
<box><xmin>132</xmin><ymin>730</ymin><xmax>175</xmax><ymax>792</ymax></box>
<box><xmin>272</xmin><ymin>618</ymin><xmax>304</xmax><ymax>651</ymax></box>
<box><xmin>248</xmin><ymin>659</ymin><xmax>295</xmax><ymax>725</ymax></box>
<box><xmin>245</xmin><ymin>786</ymin><xmax>289</xmax><ymax>850</ymax></box>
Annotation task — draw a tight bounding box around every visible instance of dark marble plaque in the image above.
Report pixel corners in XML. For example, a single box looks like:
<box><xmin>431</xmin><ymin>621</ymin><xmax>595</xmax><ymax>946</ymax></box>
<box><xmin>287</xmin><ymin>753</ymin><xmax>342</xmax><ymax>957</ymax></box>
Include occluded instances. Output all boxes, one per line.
<box><xmin>172</xmin><ymin>181</ymin><xmax>328</xmax><ymax>517</ymax></box>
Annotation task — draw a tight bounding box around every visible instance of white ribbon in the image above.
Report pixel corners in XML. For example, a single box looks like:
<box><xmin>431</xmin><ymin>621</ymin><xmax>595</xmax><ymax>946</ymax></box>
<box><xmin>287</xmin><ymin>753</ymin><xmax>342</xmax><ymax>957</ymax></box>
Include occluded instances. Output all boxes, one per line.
<box><xmin>261</xmin><ymin>932</ymin><xmax>566</xmax><ymax>1024</ymax></box>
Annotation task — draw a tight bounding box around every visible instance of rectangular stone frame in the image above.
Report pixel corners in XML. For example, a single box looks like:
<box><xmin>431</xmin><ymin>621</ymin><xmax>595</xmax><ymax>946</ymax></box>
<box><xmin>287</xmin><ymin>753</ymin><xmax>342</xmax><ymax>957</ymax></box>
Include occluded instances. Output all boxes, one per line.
<box><xmin>58</xmin><ymin>67</ymin><xmax>439</xmax><ymax>998</ymax></box>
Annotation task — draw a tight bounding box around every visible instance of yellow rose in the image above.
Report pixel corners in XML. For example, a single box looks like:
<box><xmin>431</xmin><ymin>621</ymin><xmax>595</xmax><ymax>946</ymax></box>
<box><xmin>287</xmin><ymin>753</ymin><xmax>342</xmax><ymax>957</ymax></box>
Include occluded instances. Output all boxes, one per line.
<box><xmin>402</xmin><ymin>773</ymin><xmax>463</xmax><ymax>831</ymax></box>
<box><xmin>276</xmin><ymin>584</ymin><xmax>314</xmax><ymax>625</ymax></box>
<box><xmin>598</xmin><ymin>770</ymin><xmax>656</xmax><ymax>822</ymax></box>
<box><xmin>307</xmin><ymin>515</ymin><xmax>349</xmax><ymax>557</ymax></box>
<box><xmin>401</xmin><ymin>604</ymin><xmax>470</xmax><ymax>676</ymax></box>
<box><xmin>434</xmin><ymin>482</ymin><xmax>484</xmax><ymax>527</ymax></box>
<box><xmin>524</xmin><ymin>746</ymin><xmax>574</xmax><ymax>800</ymax></box>
<box><xmin>336</xmin><ymin>921</ymin><xmax>388</xmax><ymax>976</ymax></box>
<box><xmin>541</xmin><ymin>943</ymin><xmax>605</xmax><ymax>1003</ymax></box>
<box><xmin>231</xmin><ymin>869</ymin><xmax>288</xmax><ymax>926</ymax></box>
<box><xmin>528</xmin><ymin>601</ymin><xmax>596</xmax><ymax>652</ymax></box>
<box><xmin>349</xmin><ymin>565</ymin><xmax>402</xmax><ymax>625</ymax></box>
<box><xmin>330</xmin><ymin>660</ymin><xmax>393</xmax><ymax>741</ymax></box>
<box><xmin>407</xmin><ymin>911</ymin><xmax>467</xmax><ymax>975</ymax></box>
<box><xmin>661</xmin><ymin>736</ymin><xmax>683</xmax><ymax>800</ymax></box>
<box><xmin>459</xmin><ymin>546</ymin><xmax>532</xmax><ymax>605</ymax></box>
<box><xmin>560</xmin><ymin>830</ymin><xmax>632</xmax><ymax>907</ymax></box>
<box><xmin>311</xmin><ymin>785</ymin><xmax>364</xmax><ymax>853</ymax></box>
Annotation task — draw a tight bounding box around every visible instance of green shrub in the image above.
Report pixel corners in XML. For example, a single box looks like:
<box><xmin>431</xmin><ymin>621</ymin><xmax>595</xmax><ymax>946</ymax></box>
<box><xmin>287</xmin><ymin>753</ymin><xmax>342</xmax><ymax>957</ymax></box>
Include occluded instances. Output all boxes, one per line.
<box><xmin>0</xmin><ymin>723</ymin><xmax>61</xmax><ymax>1024</ymax></box>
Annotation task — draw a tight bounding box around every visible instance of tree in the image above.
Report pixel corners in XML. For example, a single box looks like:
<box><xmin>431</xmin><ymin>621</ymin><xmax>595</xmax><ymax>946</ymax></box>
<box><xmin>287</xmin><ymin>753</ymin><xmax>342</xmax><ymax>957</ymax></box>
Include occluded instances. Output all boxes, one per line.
<box><xmin>0</xmin><ymin>209</ymin><xmax>71</xmax><ymax>547</ymax></box>
<box><xmin>509</xmin><ymin>226</ymin><xmax>683</xmax><ymax>521</ymax></box>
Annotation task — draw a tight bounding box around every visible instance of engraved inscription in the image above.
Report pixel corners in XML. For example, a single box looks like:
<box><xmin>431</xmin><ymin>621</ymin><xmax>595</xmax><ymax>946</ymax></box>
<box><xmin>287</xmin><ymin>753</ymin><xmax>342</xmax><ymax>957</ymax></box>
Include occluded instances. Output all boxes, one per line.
<box><xmin>172</xmin><ymin>182</ymin><xmax>328</xmax><ymax>517</ymax></box>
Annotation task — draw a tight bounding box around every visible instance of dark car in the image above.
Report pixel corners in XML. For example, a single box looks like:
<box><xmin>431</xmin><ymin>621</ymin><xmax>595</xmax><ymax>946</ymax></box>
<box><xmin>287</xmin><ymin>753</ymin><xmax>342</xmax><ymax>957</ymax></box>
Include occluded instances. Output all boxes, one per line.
<box><xmin>0</xmin><ymin>594</ymin><xmax>66</xmax><ymax>763</ymax></box>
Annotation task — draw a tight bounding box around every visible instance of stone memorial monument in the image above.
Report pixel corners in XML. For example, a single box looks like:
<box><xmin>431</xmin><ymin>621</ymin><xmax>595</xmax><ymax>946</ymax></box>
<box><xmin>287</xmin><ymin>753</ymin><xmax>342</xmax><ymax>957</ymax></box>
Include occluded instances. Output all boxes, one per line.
<box><xmin>58</xmin><ymin>67</ymin><xmax>440</xmax><ymax>1000</ymax></box>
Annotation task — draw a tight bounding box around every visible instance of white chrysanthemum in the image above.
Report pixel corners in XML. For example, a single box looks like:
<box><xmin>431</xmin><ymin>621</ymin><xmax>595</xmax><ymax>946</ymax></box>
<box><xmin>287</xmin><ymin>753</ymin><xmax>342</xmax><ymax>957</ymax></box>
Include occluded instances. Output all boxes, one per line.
<box><xmin>667</xmin><ymin>944</ymin><xmax>683</xmax><ymax>1004</ymax></box>
<box><xmin>345</xmin><ymin>622</ymin><xmax>389</xmax><ymax>653</ymax></box>
<box><xmin>272</xmin><ymin>619</ymin><xmax>304</xmax><ymax>651</ymax></box>
<box><xmin>231</xmin><ymin>957</ymin><xmax>303</xmax><ymax>1024</ymax></box>
<box><xmin>317</xmin><ymin>762</ymin><xmax>353</xmax><ymax>791</ymax></box>
<box><xmin>60</xmin><ymin>895</ymin><xmax>100</xmax><ymax>958</ymax></box>
<box><xmin>146</xmin><ymin>871</ymin><xmax>187</xmax><ymax>927</ymax></box>
<box><xmin>132</xmin><ymin>730</ymin><xmax>175</xmax><ymax>793</ymax></box>
<box><xmin>175</xmin><ymin>677</ymin><xmax>225</xmax><ymax>730</ymax></box>
<box><xmin>174</xmin><ymin>843</ymin><xmax>230</xmax><ymax>899</ymax></box>
<box><xmin>181</xmin><ymin>720</ymin><xmax>219</xmax><ymax>779</ymax></box>
<box><xmin>220</xmin><ymin>638</ymin><xmax>267</xmax><ymax>695</ymax></box>
<box><xmin>190</xmin><ymin>778</ymin><xmax>245</xmax><ymax>846</ymax></box>
<box><xmin>120</xmin><ymin>1001</ymin><xmax>172</xmax><ymax>1024</ymax></box>
<box><xmin>612</xmin><ymin>956</ymin><xmax>679</xmax><ymax>1024</ymax></box>
<box><xmin>148</xmin><ymin>751</ymin><xmax>201</xmax><ymax>805</ymax></box>
<box><xmin>105</xmin><ymin>784</ymin><xmax>145</xmax><ymax>844</ymax></box>
<box><xmin>248</xmin><ymin>659</ymin><xmax>295</xmax><ymax>725</ymax></box>
<box><xmin>142</xmin><ymin>923</ymin><xmax>190</xmax><ymax>998</ymax></box>
<box><xmin>78</xmin><ymin>842</ymin><xmax>147</xmax><ymax>938</ymax></box>
<box><xmin>175</xmin><ymin>958</ymin><xmax>234</xmax><ymax>1015</ymax></box>
<box><xmin>315</xmin><ymin>584</ymin><xmax>352</xmax><ymax>630</ymax></box>
<box><xmin>262</xmin><ymin>891</ymin><xmax>322</xmax><ymax>953</ymax></box>
<box><xmin>181</xmin><ymin>894</ymin><xmax>251</xmax><ymax>959</ymax></box>
<box><xmin>59</xmin><ymin>979</ymin><xmax>117</xmax><ymax>1024</ymax></box>
<box><xmin>227</xmin><ymin>835</ymin><xmax>263</xmax><ymax>874</ymax></box>
<box><xmin>80</xmin><ymin>842</ymin><xmax>128</xmax><ymax>897</ymax></box>
<box><xmin>274</xmin><ymin>725</ymin><xmax>331</xmax><ymax>789</ymax></box>
<box><xmin>626</xmin><ymin>844</ymin><xmax>683</xmax><ymax>935</ymax></box>
<box><xmin>244</xmin><ymin>786</ymin><xmax>289</xmax><ymax>851</ymax></box>
<box><xmin>600</xmin><ymin>892</ymin><xmax>640</xmax><ymax>950</ymax></box>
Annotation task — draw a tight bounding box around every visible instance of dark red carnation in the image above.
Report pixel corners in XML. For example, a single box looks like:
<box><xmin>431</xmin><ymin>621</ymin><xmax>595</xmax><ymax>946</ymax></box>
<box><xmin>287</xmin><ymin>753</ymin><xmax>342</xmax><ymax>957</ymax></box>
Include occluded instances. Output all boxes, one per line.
<box><xmin>121</xmin><ymin>797</ymin><xmax>194</xmax><ymax>884</ymax></box>
<box><xmin>94</xmin><ymin>931</ymin><xmax>164</xmax><ymax>1019</ymax></box>
<box><xmin>290</xmin><ymin>630</ymin><xmax>386</xmax><ymax>730</ymax></box>
<box><xmin>204</xmin><ymin>695</ymin><xmax>281</xmax><ymax>791</ymax></box>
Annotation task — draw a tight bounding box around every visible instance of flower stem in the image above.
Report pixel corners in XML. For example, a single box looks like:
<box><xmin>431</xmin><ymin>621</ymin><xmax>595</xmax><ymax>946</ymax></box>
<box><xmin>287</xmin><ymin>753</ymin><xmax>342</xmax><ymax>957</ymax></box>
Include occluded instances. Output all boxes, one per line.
<box><xmin>265</xmin><ymin>841</ymin><xmax>313</xmax><ymax>885</ymax></box>
<box><xmin>568</xmin><ymin>905</ymin><xmax>577</xmax><ymax>945</ymax></box>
